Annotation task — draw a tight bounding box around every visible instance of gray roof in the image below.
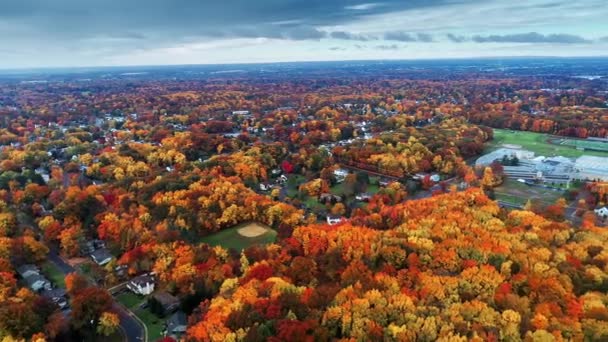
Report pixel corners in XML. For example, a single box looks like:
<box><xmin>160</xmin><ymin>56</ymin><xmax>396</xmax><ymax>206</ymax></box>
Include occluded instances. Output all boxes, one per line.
<box><xmin>152</xmin><ymin>291</ymin><xmax>180</xmax><ymax>310</ymax></box>
<box><xmin>91</xmin><ymin>248</ymin><xmax>113</xmax><ymax>264</ymax></box>
<box><xmin>24</xmin><ymin>274</ymin><xmax>49</xmax><ymax>287</ymax></box>
<box><xmin>16</xmin><ymin>264</ymin><xmax>40</xmax><ymax>277</ymax></box>
<box><xmin>130</xmin><ymin>274</ymin><xmax>155</xmax><ymax>287</ymax></box>
<box><xmin>167</xmin><ymin>311</ymin><xmax>188</xmax><ymax>333</ymax></box>
<box><xmin>42</xmin><ymin>288</ymin><xmax>67</xmax><ymax>299</ymax></box>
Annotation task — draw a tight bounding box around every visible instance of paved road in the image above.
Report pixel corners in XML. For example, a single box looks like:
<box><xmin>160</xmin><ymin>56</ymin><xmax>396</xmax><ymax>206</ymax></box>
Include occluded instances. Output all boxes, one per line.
<box><xmin>47</xmin><ymin>248</ymin><xmax>145</xmax><ymax>342</ymax></box>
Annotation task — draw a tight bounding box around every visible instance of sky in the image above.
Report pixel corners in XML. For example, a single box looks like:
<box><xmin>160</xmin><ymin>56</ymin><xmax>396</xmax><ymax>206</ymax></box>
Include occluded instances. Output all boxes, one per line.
<box><xmin>1</xmin><ymin>0</ymin><xmax>607</xmax><ymax>68</ymax></box>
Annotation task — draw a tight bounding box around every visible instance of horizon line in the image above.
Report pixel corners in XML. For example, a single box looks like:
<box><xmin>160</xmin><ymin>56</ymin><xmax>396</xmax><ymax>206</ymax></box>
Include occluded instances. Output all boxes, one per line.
<box><xmin>2</xmin><ymin>55</ymin><xmax>608</xmax><ymax>74</ymax></box>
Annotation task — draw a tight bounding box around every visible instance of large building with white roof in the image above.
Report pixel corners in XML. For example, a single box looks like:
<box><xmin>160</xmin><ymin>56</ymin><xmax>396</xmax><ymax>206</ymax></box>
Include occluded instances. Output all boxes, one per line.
<box><xmin>572</xmin><ymin>156</ymin><xmax>608</xmax><ymax>181</ymax></box>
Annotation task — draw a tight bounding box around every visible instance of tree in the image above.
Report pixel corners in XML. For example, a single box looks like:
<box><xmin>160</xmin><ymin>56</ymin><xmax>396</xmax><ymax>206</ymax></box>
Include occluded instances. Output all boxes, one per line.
<box><xmin>481</xmin><ymin>167</ymin><xmax>502</xmax><ymax>188</ymax></box>
<box><xmin>70</xmin><ymin>287</ymin><xmax>113</xmax><ymax>333</ymax></box>
<box><xmin>97</xmin><ymin>312</ymin><xmax>120</xmax><ymax>336</ymax></box>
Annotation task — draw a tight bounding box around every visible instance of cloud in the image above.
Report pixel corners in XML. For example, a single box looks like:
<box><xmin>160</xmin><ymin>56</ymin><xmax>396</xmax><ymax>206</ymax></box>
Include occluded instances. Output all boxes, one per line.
<box><xmin>416</xmin><ymin>33</ymin><xmax>434</xmax><ymax>42</ymax></box>
<box><xmin>384</xmin><ymin>31</ymin><xmax>434</xmax><ymax>42</ymax></box>
<box><xmin>383</xmin><ymin>31</ymin><xmax>416</xmax><ymax>42</ymax></box>
<box><xmin>329</xmin><ymin>46</ymin><xmax>347</xmax><ymax>51</ymax></box>
<box><xmin>375</xmin><ymin>44</ymin><xmax>400</xmax><ymax>50</ymax></box>
<box><xmin>345</xmin><ymin>3</ymin><xmax>383</xmax><ymax>11</ymax></box>
<box><xmin>329</xmin><ymin>31</ymin><xmax>375</xmax><ymax>41</ymax></box>
<box><xmin>600</xmin><ymin>37</ymin><xmax>608</xmax><ymax>42</ymax></box>
<box><xmin>446</xmin><ymin>33</ymin><xmax>466</xmax><ymax>43</ymax></box>
<box><xmin>472</xmin><ymin>32</ymin><xmax>591</xmax><ymax>44</ymax></box>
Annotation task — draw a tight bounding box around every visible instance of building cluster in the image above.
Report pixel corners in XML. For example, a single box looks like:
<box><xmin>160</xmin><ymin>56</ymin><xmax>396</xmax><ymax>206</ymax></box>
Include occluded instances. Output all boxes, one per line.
<box><xmin>476</xmin><ymin>147</ymin><xmax>608</xmax><ymax>185</ymax></box>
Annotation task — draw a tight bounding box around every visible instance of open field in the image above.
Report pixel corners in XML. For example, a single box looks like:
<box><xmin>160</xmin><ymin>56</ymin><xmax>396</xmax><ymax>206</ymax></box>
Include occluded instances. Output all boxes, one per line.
<box><xmin>486</xmin><ymin>129</ymin><xmax>608</xmax><ymax>158</ymax></box>
<box><xmin>494</xmin><ymin>179</ymin><xmax>566</xmax><ymax>206</ymax></box>
<box><xmin>201</xmin><ymin>222</ymin><xmax>277</xmax><ymax>251</ymax></box>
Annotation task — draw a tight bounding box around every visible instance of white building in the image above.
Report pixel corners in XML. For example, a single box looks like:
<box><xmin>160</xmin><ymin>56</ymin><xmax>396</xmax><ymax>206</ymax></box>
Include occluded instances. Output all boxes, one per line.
<box><xmin>127</xmin><ymin>274</ymin><xmax>156</xmax><ymax>296</ymax></box>
<box><xmin>333</xmin><ymin>169</ymin><xmax>349</xmax><ymax>183</ymax></box>
<box><xmin>572</xmin><ymin>156</ymin><xmax>608</xmax><ymax>181</ymax></box>
<box><xmin>326</xmin><ymin>215</ymin><xmax>344</xmax><ymax>225</ymax></box>
<box><xmin>595</xmin><ymin>207</ymin><xmax>608</xmax><ymax>219</ymax></box>
<box><xmin>475</xmin><ymin>148</ymin><xmax>535</xmax><ymax>166</ymax></box>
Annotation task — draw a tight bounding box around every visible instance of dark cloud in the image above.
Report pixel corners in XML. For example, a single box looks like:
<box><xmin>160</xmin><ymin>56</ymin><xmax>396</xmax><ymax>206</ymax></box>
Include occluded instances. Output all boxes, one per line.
<box><xmin>384</xmin><ymin>31</ymin><xmax>434</xmax><ymax>42</ymax></box>
<box><xmin>472</xmin><ymin>32</ymin><xmax>591</xmax><ymax>44</ymax></box>
<box><xmin>600</xmin><ymin>37</ymin><xmax>608</xmax><ymax>42</ymax></box>
<box><xmin>384</xmin><ymin>31</ymin><xmax>416</xmax><ymax>42</ymax></box>
<box><xmin>446</xmin><ymin>33</ymin><xmax>466</xmax><ymax>43</ymax></box>
<box><xmin>329</xmin><ymin>46</ymin><xmax>347</xmax><ymax>51</ymax></box>
<box><xmin>376</xmin><ymin>44</ymin><xmax>400</xmax><ymax>50</ymax></box>
<box><xmin>329</xmin><ymin>31</ymin><xmax>375</xmax><ymax>41</ymax></box>
<box><xmin>0</xmin><ymin>0</ymin><xmax>453</xmax><ymax>44</ymax></box>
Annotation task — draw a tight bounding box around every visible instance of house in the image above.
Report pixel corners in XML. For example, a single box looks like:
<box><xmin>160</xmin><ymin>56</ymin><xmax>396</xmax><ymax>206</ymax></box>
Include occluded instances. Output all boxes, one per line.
<box><xmin>91</xmin><ymin>248</ymin><xmax>113</xmax><ymax>266</ymax></box>
<box><xmin>259</xmin><ymin>182</ymin><xmax>273</xmax><ymax>192</ymax></box>
<box><xmin>276</xmin><ymin>175</ymin><xmax>288</xmax><ymax>185</ymax></box>
<box><xmin>166</xmin><ymin>311</ymin><xmax>188</xmax><ymax>338</ymax></box>
<box><xmin>150</xmin><ymin>291</ymin><xmax>180</xmax><ymax>315</ymax></box>
<box><xmin>326</xmin><ymin>215</ymin><xmax>344</xmax><ymax>225</ymax></box>
<box><xmin>319</xmin><ymin>193</ymin><xmax>342</xmax><ymax>204</ymax></box>
<box><xmin>24</xmin><ymin>274</ymin><xmax>51</xmax><ymax>292</ymax></box>
<box><xmin>355</xmin><ymin>193</ymin><xmax>372</xmax><ymax>202</ymax></box>
<box><xmin>333</xmin><ymin>169</ymin><xmax>349</xmax><ymax>183</ymax></box>
<box><xmin>16</xmin><ymin>264</ymin><xmax>41</xmax><ymax>279</ymax></box>
<box><xmin>379</xmin><ymin>179</ymin><xmax>392</xmax><ymax>187</ymax></box>
<box><xmin>127</xmin><ymin>274</ymin><xmax>156</xmax><ymax>296</ymax></box>
<box><xmin>595</xmin><ymin>207</ymin><xmax>608</xmax><ymax>219</ymax></box>
<box><xmin>42</xmin><ymin>288</ymin><xmax>68</xmax><ymax>309</ymax></box>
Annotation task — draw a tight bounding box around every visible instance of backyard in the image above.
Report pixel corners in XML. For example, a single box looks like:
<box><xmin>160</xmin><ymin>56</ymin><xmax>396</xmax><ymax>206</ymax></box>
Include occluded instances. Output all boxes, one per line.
<box><xmin>41</xmin><ymin>261</ymin><xmax>66</xmax><ymax>288</ymax></box>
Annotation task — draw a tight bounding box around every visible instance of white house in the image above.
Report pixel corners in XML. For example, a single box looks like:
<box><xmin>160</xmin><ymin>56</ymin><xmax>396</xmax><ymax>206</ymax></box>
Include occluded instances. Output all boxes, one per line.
<box><xmin>326</xmin><ymin>215</ymin><xmax>344</xmax><ymax>225</ymax></box>
<box><xmin>333</xmin><ymin>169</ymin><xmax>349</xmax><ymax>183</ymax></box>
<box><xmin>259</xmin><ymin>182</ymin><xmax>273</xmax><ymax>191</ymax></box>
<box><xmin>595</xmin><ymin>207</ymin><xmax>608</xmax><ymax>219</ymax></box>
<box><xmin>127</xmin><ymin>274</ymin><xmax>156</xmax><ymax>296</ymax></box>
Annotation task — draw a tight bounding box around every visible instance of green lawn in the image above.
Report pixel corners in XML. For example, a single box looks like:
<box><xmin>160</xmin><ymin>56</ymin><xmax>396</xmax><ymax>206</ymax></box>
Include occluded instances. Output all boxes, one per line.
<box><xmin>486</xmin><ymin>129</ymin><xmax>608</xmax><ymax>158</ymax></box>
<box><xmin>200</xmin><ymin>222</ymin><xmax>278</xmax><ymax>251</ymax></box>
<box><xmin>41</xmin><ymin>262</ymin><xmax>65</xmax><ymax>288</ymax></box>
<box><xmin>135</xmin><ymin>308</ymin><xmax>165</xmax><ymax>340</ymax></box>
<box><xmin>116</xmin><ymin>292</ymin><xmax>165</xmax><ymax>340</ymax></box>
<box><xmin>116</xmin><ymin>292</ymin><xmax>144</xmax><ymax>309</ymax></box>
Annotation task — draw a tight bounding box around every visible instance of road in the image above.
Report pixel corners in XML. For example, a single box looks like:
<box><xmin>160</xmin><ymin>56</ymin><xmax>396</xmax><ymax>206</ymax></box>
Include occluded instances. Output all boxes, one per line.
<box><xmin>47</xmin><ymin>248</ymin><xmax>145</xmax><ymax>342</ymax></box>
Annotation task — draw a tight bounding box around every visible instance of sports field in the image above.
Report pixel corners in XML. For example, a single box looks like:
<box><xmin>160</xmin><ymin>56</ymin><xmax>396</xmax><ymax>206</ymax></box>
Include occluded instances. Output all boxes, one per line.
<box><xmin>200</xmin><ymin>222</ymin><xmax>277</xmax><ymax>251</ymax></box>
<box><xmin>553</xmin><ymin>138</ymin><xmax>608</xmax><ymax>152</ymax></box>
<box><xmin>486</xmin><ymin>129</ymin><xmax>608</xmax><ymax>158</ymax></box>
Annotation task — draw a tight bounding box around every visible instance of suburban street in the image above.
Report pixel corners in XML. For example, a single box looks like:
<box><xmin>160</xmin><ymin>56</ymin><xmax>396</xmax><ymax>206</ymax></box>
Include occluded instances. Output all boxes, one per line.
<box><xmin>47</xmin><ymin>247</ymin><xmax>145</xmax><ymax>342</ymax></box>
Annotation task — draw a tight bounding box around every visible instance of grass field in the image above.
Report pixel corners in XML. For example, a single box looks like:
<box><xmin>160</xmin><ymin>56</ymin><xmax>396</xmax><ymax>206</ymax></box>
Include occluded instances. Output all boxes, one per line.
<box><xmin>494</xmin><ymin>179</ymin><xmax>565</xmax><ymax>206</ymax></box>
<box><xmin>41</xmin><ymin>262</ymin><xmax>66</xmax><ymax>288</ymax></box>
<box><xmin>486</xmin><ymin>129</ymin><xmax>608</xmax><ymax>158</ymax></box>
<box><xmin>200</xmin><ymin>222</ymin><xmax>277</xmax><ymax>251</ymax></box>
<box><xmin>556</xmin><ymin>138</ymin><xmax>608</xmax><ymax>152</ymax></box>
